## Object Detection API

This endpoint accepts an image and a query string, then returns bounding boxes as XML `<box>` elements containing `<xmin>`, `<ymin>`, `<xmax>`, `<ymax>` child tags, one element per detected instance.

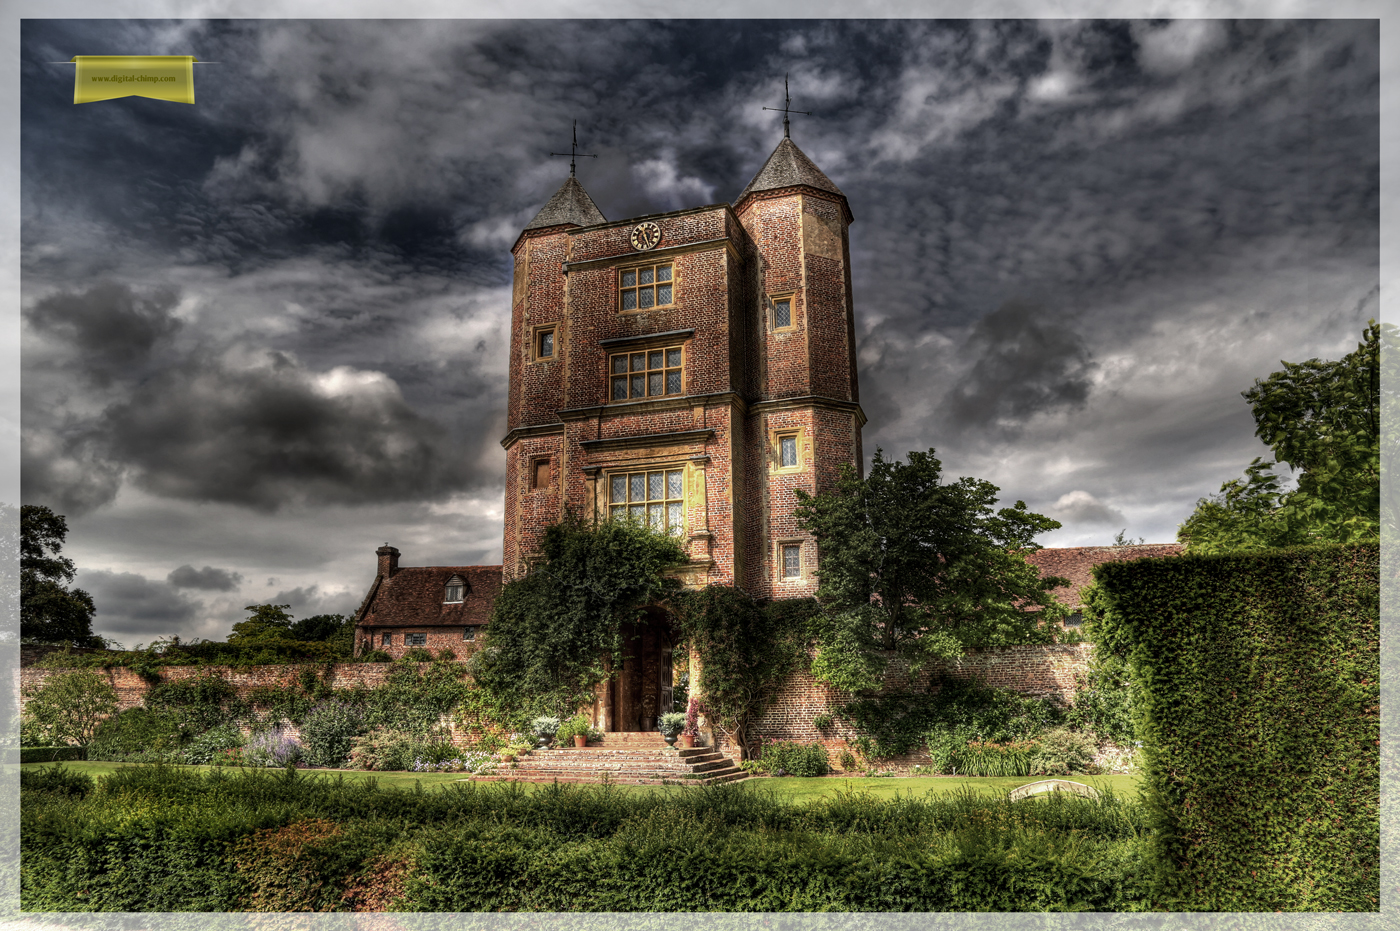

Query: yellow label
<box><xmin>72</xmin><ymin>56</ymin><xmax>197</xmax><ymax>105</ymax></box>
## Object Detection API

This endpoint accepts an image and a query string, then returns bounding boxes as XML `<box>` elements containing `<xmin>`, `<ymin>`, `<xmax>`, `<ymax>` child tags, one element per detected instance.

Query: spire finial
<box><xmin>550</xmin><ymin>120</ymin><xmax>597</xmax><ymax>177</ymax></box>
<box><xmin>762</xmin><ymin>74</ymin><xmax>811</xmax><ymax>139</ymax></box>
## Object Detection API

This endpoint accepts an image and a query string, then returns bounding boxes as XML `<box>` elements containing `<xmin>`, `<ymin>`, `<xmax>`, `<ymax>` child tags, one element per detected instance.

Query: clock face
<box><xmin>630</xmin><ymin>221</ymin><xmax>662</xmax><ymax>251</ymax></box>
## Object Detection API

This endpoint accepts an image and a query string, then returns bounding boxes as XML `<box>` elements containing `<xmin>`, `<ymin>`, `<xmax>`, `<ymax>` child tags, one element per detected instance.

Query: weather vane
<box><xmin>762</xmin><ymin>74</ymin><xmax>811</xmax><ymax>139</ymax></box>
<box><xmin>550</xmin><ymin>120</ymin><xmax>597</xmax><ymax>177</ymax></box>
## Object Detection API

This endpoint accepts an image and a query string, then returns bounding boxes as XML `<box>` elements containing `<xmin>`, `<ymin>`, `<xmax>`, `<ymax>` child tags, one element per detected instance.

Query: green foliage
<box><xmin>794</xmin><ymin>449</ymin><xmax>1067</xmax><ymax>687</ymax></box>
<box><xmin>530</xmin><ymin>716</ymin><xmax>562</xmax><ymax>739</ymax></box>
<box><xmin>21</xmin><ymin>769</ymin><xmax>1155</xmax><ymax>912</ymax></box>
<box><xmin>1180</xmin><ymin>321</ymin><xmax>1380</xmax><ymax>553</ymax></box>
<box><xmin>20</xmin><ymin>504</ymin><xmax>101</xmax><ymax>647</ymax></box>
<box><xmin>362</xmin><ymin>658</ymin><xmax>471</xmax><ymax>736</ymax></box>
<box><xmin>299</xmin><ymin>701</ymin><xmax>366</xmax><ymax>768</ymax></box>
<box><xmin>180</xmin><ymin>724</ymin><xmax>245</xmax><ymax>765</ymax></box>
<box><xmin>228</xmin><ymin>603</ymin><xmax>294</xmax><ymax>644</ymax></box>
<box><xmin>960</xmin><ymin>740</ymin><xmax>1038</xmax><ymax>777</ymax></box>
<box><xmin>347</xmin><ymin>728</ymin><xmax>420</xmax><ymax>772</ymax></box>
<box><xmin>358</xmin><ymin>649</ymin><xmax>392</xmax><ymax>663</ymax></box>
<box><xmin>656</xmin><ymin>711</ymin><xmax>685</xmax><ymax>737</ymax></box>
<box><xmin>19</xmin><ymin>746</ymin><xmax>87</xmax><ymax>764</ymax></box>
<box><xmin>669</xmin><ymin>587</ymin><xmax>811</xmax><ymax>758</ymax></box>
<box><xmin>474</xmin><ymin>514</ymin><xmax>687</xmax><ymax>719</ymax></box>
<box><xmin>811</xmin><ymin>713</ymin><xmax>833</xmax><ymax>731</ymax></box>
<box><xmin>20</xmin><ymin>764</ymin><xmax>93</xmax><ymax>798</ymax></box>
<box><xmin>146</xmin><ymin>673</ymin><xmax>247</xmax><ymax>731</ymax></box>
<box><xmin>752</xmin><ymin>739</ymin><xmax>831</xmax><ymax>776</ymax></box>
<box><xmin>22</xmin><ymin>669</ymin><xmax>117</xmax><ymax>745</ymax></box>
<box><xmin>1064</xmin><ymin>584</ymin><xmax>1138</xmax><ymax>745</ymax></box>
<box><xmin>845</xmin><ymin>676</ymin><xmax>1063</xmax><ymax>760</ymax></box>
<box><xmin>1094</xmin><ymin>543</ymin><xmax>1379</xmax><ymax>911</ymax></box>
<box><xmin>553</xmin><ymin>714</ymin><xmax>601</xmax><ymax>744</ymax></box>
<box><xmin>1031</xmin><ymin>728</ymin><xmax>1097</xmax><ymax>776</ymax></box>
<box><xmin>87</xmin><ymin>707</ymin><xmax>186</xmax><ymax>763</ymax></box>
<box><xmin>402</xmin><ymin>647</ymin><xmax>435</xmax><ymax>662</ymax></box>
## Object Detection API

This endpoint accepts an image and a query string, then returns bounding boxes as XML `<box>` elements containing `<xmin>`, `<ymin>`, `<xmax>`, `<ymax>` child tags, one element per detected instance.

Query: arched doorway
<box><xmin>599</xmin><ymin>608</ymin><xmax>674</xmax><ymax>732</ymax></box>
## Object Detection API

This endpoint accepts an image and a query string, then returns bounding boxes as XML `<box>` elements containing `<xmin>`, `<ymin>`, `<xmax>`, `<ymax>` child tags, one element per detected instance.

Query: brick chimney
<box><xmin>376</xmin><ymin>544</ymin><xmax>400</xmax><ymax>578</ymax></box>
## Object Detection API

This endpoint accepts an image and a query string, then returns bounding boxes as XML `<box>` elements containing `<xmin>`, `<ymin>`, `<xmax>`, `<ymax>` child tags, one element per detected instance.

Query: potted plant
<box><xmin>555</xmin><ymin>714</ymin><xmax>592</xmax><ymax>748</ymax></box>
<box><xmin>657</xmin><ymin>711</ymin><xmax>685</xmax><ymax>748</ymax></box>
<box><xmin>530</xmin><ymin>715</ymin><xmax>561</xmax><ymax>749</ymax></box>
<box><xmin>681</xmin><ymin>698</ymin><xmax>700</xmax><ymax>748</ymax></box>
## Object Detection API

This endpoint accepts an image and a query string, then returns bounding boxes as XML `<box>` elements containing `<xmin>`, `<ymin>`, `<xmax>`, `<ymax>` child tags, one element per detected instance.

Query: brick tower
<box><xmin>501</xmin><ymin>134</ymin><xmax>863</xmax><ymax>597</ymax></box>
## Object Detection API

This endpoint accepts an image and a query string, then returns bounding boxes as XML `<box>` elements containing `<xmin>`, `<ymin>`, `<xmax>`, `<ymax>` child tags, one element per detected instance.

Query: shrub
<box><xmin>838</xmin><ymin>749</ymin><xmax>858</xmax><ymax>771</ymax></box>
<box><xmin>19</xmin><ymin>746</ymin><xmax>86</xmax><ymax>763</ymax></box>
<box><xmin>20</xmin><ymin>764</ymin><xmax>93</xmax><ymax>798</ymax></box>
<box><xmin>86</xmin><ymin>707</ymin><xmax>185</xmax><ymax>762</ymax></box>
<box><xmin>811</xmin><ymin>713</ymin><xmax>834</xmax><ymax>731</ymax></box>
<box><xmin>960</xmin><ymin>740</ymin><xmax>1039</xmax><ymax>777</ymax></box>
<box><xmin>530</xmin><ymin>716</ymin><xmax>561</xmax><ymax>740</ymax></box>
<box><xmin>436</xmin><ymin>648</ymin><xmax>457</xmax><ymax>661</ymax></box>
<box><xmin>21</xmin><ymin>670</ymin><xmax>118</xmax><ymax>746</ymax></box>
<box><xmin>348</xmin><ymin>728</ymin><xmax>417</xmax><ymax>771</ymax></box>
<box><xmin>925</xmin><ymin>725</ymin><xmax>975</xmax><ymax>775</ymax></box>
<box><xmin>402</xmin><ymin>648</ymin><xmax>435</xmax><ymax>663</ymax></box>
<box><xmin>145</xmin><ymin>673</ymin><xmax>245</xmax><ymax>731</ymax></box>
<box><xmin>682</xmin><ymin>698</ymin><xmax>700</xmax><ymax>737</ymax></box>
<box><xmin>554</xmin><ymin>714</ymin><xmax>597</xmax><ymax>744</ymax></box>
<box><xmin>657</xmin><ymin>711</ymin><xmax>685</xmax><ymax>737</ymax></box>
<box><xmin>1032</xmin><ymin>727</ymin><xmax>1096</xmax><ymax>776</ymax></box>
<box><xmin>358</xmin><ymin>649</ymin><xmax>392</xmax><ymax>663</ymax></box>
<box><xmin>755</xmin><ymin>740</ymin><xmax>830</xmax><ymax>777</ymax></box>
<box><xmin>242</xmin><ymin>730</ymin><xmax>304</xmax><ymax>768</ymax></box>
<box><xmin>180</xmin><ymin>724</ymin><xmax>246</xmax><ymax>765</ymax></box>
<box><xmin>300</xmin><ymin>701</ymin><xmax>366</xmax><ymax>768</ymax></box>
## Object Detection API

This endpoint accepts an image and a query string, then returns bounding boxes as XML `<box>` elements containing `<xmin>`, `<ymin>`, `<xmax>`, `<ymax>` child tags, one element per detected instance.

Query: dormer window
<box><xmin>444</xmin><ymin>575</ymin><xmax>465</xmax><ymax>603</ymax></box>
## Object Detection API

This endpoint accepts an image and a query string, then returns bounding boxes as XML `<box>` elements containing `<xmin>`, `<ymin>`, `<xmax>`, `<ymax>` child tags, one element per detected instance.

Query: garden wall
<box><xmin>718</xmin><ymin>643</ymin><xmax>1092</xmax><ymax>766</ymax></box>
<box><xmin>22</xmin><ymin>642</ymin><xmax>1092</xmax><ymax>763</ymax></box>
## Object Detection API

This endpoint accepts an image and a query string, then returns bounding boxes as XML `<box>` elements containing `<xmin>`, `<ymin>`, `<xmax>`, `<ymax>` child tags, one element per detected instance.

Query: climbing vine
<box><xmin>471</xmin><ymin>514</ymin><xmax>687</xmax><ymax>720</ymax></box>
<box><xmin>669</xmin><ymin>587</ymin><xmax>815</xmax><ymax>759</ymax></box>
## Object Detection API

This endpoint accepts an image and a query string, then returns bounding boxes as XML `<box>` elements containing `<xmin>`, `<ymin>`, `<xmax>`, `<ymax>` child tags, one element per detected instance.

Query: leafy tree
<box><xmin>227</xmin><ymin>604</ymin><xmax>294</xmax><ymax>644</ymax></box>
<box><xmin>793</xmin><ymin>448</ymin><xmax>1068</xmax><ymax>691</ymax></box>
<box><xmin>20</xmin><ymin>504</ymin><xmax>100</xmax><ymax>647</ymax></box>
<box><xmin>22</xmin><ymin>670</ymin><xmax>117</xmax><ymax>745</ymax></box>
<box><xmin>1179</xmin><ymin>321</ymin><xmax>1380</xmax><ymax>553</ymax></box>
<box><xmin>472</xmin><ymin>513</ymin><xmax>687</xmax><ymax>720</ymax></box>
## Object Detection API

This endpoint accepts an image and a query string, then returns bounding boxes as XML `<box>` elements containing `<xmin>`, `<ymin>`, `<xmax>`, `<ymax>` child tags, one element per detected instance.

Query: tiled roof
<box><xmin>359</xmin><ymin>565</ymin><xmax>503</xmax><ymax>628</ymax></box>
<box><xmin>523</xmin><ymin>176</ymin><xmax>607</xmax><ymax>231</ymax></box>
<box><xmin>1026</xmin><ymin>545</ymin><xmax>1184</xmax><ymax>610</ymax></box>
<box><xmin>735</xmin><ymin>136</ymin><xmax>845</xmax><ymax>204</ymax></box>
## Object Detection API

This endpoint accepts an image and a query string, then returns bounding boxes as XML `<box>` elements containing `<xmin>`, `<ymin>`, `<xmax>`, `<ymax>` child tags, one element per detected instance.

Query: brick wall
<box><xmin>711</xmin><ymin>643</ymin><xmax>1094</xmax><ymax>767</ymax></box>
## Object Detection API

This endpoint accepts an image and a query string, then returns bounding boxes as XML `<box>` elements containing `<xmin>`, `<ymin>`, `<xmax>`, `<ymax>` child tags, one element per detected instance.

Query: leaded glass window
<box><xmin>621</xmin><ymin>262</ymin><xmax>674</xmax><ymax>311</ymax></box>
<box><xmin>782</xmin><ymin>544</ymin><xmax>801</xmax><ymax>579</ymax></box>
<box><xmin>609</xmin><ymin>468</ymin><xmax>685</xmax><ymax>534</ymax></box>
<box><xmin>773</xmin><ymin>298</ymin><xmax>792</xmax><ymax>329</ymax></box>
<box><xmin>609</xmin><ymin>346</ymin><xmax>683</xmax><ymax>400</ymax></box>
<box><xmin>779</xmin><ymin>435</ymin><xmax>798</xmax><ymax>468</ymax></box>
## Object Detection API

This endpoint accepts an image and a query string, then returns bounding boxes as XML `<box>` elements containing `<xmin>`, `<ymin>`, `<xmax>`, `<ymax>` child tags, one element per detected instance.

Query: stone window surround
<box><xmin>608</xmin><ymin>345</ymin><xmax>685</xmax><ymax>402</ymax></box>
<box><xmin>769</xmin><ymin>424</ymin><xmax>808</xmax><ymax>473</ymax></box>
<box><xmin>531</xmin><ymin>324</ymin><xmax>557</xmax><ymax>362</ymax></box>
<box><xmin>776</xmin><ymin>538</ymin><xmax>805</xmax><ymax>581</ymax></box>
<box><xmin>768</xmin><ymin>290</ymin><xmax>798</xmax><ymax>332</ymax></box>
<box><xmin>618</xmin><ymin>260</ymin><xmax>676</xmax><ymax>313</ymax></box>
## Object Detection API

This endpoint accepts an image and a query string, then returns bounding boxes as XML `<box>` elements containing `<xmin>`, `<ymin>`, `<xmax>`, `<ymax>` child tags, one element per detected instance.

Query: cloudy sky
<box><xmin>15</xmin><ymin>13</ymin><xmax>1381</xmax><ymax>647</ymax></box>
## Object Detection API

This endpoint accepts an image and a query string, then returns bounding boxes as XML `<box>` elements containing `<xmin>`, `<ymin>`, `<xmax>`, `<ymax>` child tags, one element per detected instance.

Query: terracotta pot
<box><xmin>574</xmin><ymin>735</ymin><xmax>587</xmax><ymax>748</ymax></box>
<box><xmin>681</xmin><ymin>734</ymin><xmax>696</xmax><ymax>748</ymax></box>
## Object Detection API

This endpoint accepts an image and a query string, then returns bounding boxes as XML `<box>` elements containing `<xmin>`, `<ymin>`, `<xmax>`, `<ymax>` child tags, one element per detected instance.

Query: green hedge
<box><xmin>1093</xmin><ymin>543</ymin><xmax>1378</xmax><ymax>911</ymax></box>
<box><xmin>20</xmin><ymin>747</ymin><xmax>85</xmax><ymax>764</ymax></box>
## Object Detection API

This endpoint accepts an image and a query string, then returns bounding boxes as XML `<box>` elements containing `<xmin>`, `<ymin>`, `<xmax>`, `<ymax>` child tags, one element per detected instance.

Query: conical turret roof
<box><xmin>523</xmin><ymin>175</ymin><xmax>607</xmax><ymax>231</ymax></box>
<box><xmin>735</xmin><ymin>136</ymin><xmax>845</xmax><ymax>205</ymax></box>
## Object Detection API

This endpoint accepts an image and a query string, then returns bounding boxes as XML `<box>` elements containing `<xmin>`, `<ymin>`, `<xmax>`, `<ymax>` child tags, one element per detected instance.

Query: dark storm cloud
<box><xmin>167</xmin><ymin>564</ymin><xmax>244</xmax><ymax>592</ymax></box>
<box><xmin>76</xmin><ymin>569</ymin><xmax>202</xmax><ymax>637</ymax></box>
<box><xmin>92</xmin><ymin>350</ymin><xmax>479</xmax><ymax>511</ymax></box>
<box><xmin>266</xmin><ymin>584</ymin><xmax>362</xmax><ymax>620</ymax></box>
<box><xmin>945</xmin><ymin>301</ymin><xmax>1097</xmax><ymax>432</ymax></box>
<box><xmin>1044</xmin><ymin>490</ymin><xmax>1126</xmax><ymax>527</ymax></box>
<box><xmin>23</xmin><ymin>282</ymin><xmax>181</xmax><ymax>377</ymax></box>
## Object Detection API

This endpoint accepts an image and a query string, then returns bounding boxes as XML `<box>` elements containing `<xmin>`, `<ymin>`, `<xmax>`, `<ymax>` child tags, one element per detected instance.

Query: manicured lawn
<box><xmin>22</xmin><ymin>761</ymin><xmax>1142</xmax><ymax>800</ymax></box>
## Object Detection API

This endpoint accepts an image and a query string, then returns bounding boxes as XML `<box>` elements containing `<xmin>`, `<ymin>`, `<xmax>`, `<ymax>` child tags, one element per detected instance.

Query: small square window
<box><xmin>406</xmin><ymin>632</ymin><xmax>427</xmax><ymax>647</ymax></box>
<box><xmin>773</xmin><ymin>298</ymin><xmax>792</xmax><ymax>329</ymax></box>
<box><xmin>463</xmin><ymin>626</ymin><xmax>478</xmax><ymax>641</ymax></box>
<box><xmin>608</xmin><ymin>345</ymin><xmax>683</xmax><ymax>401</ymax></box>
<box><xmin>620</xmin><ymin>262</ymin><xmax>674</xmax><ymax>311</ymax></box>
<box><xmin>779</xmin><ymin>435</ymin><xmax>798</xmax><ymax>468</ymax></box>
<box><xmin>536</xmin><ymin>328</ymin><xmax>555</xmax><ymax>359</ymax></box>
<box><xmin>781</xmin><ymin>544</ymin><xmax>801</xmax><ymax>579</ymax></box>
<box><xmin>381</xmin><ymin>632</ymin><xmax>392</xmax><ymax>647</ymax></box>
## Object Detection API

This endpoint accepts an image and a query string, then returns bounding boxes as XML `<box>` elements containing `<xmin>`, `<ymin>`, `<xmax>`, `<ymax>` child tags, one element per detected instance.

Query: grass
<box><xmin>22</xmin><ymin>760</ymin><xmax>1142</xmax><ymax>800</ymax></box>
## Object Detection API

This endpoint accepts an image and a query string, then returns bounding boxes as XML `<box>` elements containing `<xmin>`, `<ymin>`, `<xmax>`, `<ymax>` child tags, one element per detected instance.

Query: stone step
<box><xmin>525</xmin><ymin>750</ymin><xmax>724</xmax><ymax>763</ymax></box>
<box><xmin>467</xmin><ymin>770</ymin><xmax>748</xmax><ymax>787</ymax></box>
